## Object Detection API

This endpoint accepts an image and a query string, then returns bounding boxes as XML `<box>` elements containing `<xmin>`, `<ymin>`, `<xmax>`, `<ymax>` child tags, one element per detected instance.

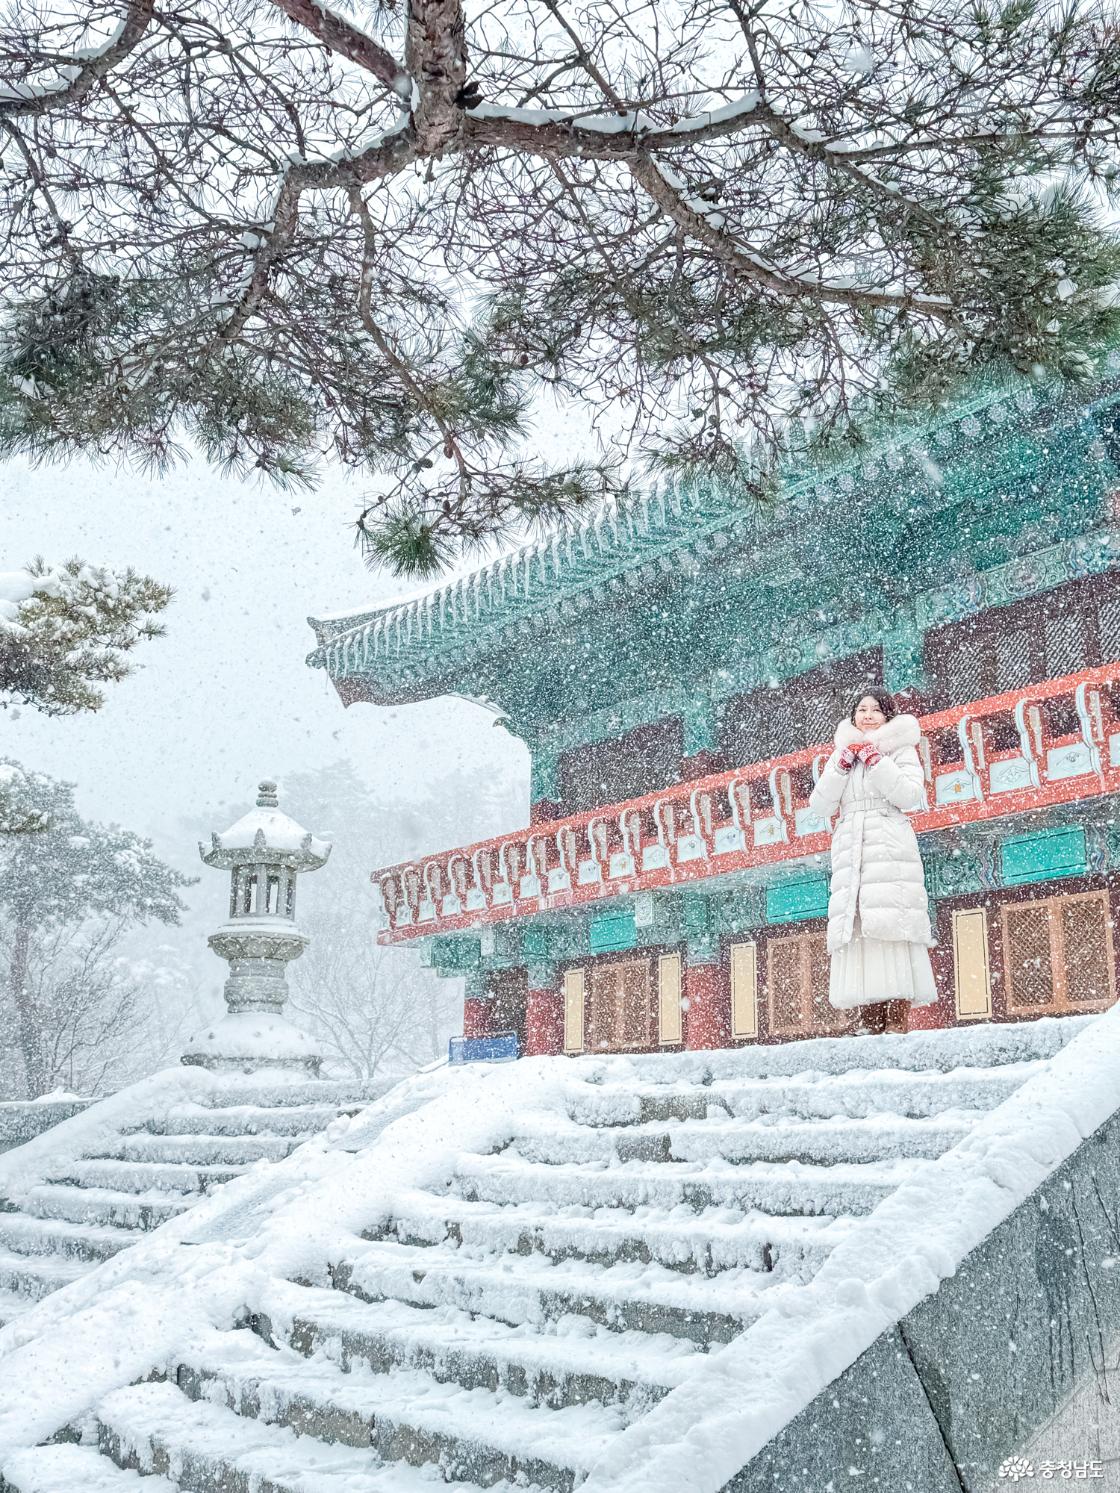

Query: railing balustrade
<box><xmin>374</xmin><ymin>664</ymin><xmax>1120</xmax><ymax>943</ymax></box>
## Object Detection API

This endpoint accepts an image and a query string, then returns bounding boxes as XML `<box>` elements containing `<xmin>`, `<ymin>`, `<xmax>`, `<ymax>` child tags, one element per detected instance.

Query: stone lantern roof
<box><xmin>200</xmin><ymin>780</ymin><xmax>331</xmax><ymax>872</ymax></box>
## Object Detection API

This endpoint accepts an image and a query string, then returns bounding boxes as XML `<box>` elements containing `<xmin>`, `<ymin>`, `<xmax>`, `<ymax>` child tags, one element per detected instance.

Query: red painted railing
<box><xmin>373</xmin><ymin>664</ymin><xmax>1120</xmax><ymax>944</ymax></box>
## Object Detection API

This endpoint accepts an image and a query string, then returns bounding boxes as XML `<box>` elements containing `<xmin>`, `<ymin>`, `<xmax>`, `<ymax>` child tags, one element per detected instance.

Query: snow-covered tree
<box><xmin>0</xmin><ymin>558</ymin><xmax>171</xmax><ymax>715</ymax></box>
<box><xmin>2</xmin><ymin>2</ymin><xmax>1119</xmax><ymax>574</ymax></box>
<box><xmin>278</xmin><ymin>762</ymin><xmax>471</xmax><ymax>1079</ymax></box>
<box><xmin>0</xmin><ymin>917</ymin><xmax>148</xmax><ymax>1099</ymax></box>
<box><xmin>0</xmin><ymin>760</ymin><xmax>192</xmax><ymax>1096</ymax></box>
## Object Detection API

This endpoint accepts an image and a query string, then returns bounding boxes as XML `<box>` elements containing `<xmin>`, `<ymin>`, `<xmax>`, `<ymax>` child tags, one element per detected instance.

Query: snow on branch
<box><xmin>0</xmin><ymin>559</ymin><xmax>171</xmax><ymax>716</ymax></box>
<box><xmin>0</xmin><ymin>2</ymin><xmax>154</xmax><ymax>118</ymax></box>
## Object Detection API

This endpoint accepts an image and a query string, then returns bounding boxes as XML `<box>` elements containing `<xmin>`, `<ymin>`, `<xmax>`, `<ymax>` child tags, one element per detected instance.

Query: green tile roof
<box><xmin>306</xmin><ymin>354</ymin><xmax>1120</xmax><ymax>705</ymax></box>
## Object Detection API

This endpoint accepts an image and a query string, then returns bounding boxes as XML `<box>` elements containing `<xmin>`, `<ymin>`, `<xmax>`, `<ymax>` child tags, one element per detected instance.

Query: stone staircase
<box><xmin>0</xmin><ymin>1079</ymin><xmax>381</xmax><ymax>1330</ymax></box>
<box><xmin>0</xmin><ymin>1016</ymin><xmax>1090</xmax><ymax>1493</ymax></box>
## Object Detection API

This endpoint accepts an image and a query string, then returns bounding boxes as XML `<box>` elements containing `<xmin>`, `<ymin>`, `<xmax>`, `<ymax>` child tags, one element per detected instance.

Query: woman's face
<box><xmin>854</xmin><ymin>696</ymin><xmax>887</xmax><ymax>732</ymax></box>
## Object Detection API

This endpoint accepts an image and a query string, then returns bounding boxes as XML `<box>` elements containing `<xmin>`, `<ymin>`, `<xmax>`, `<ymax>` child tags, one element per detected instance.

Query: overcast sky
<box><xmin>1</xmin><ymin>449</ymin><xmax>529</xmax><ymax>871</ymax></box>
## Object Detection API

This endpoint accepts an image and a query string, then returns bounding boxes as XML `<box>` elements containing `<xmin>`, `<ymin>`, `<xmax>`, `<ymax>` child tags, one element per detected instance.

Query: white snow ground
<box><xmin>0</xmin><ymin>1012</ymin><xmax>1115</xmax><ymax>1491</ymax></box>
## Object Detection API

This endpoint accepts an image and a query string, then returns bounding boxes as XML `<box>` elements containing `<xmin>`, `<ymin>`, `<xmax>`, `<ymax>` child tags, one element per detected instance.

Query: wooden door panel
<box><xmin>588</xmin><ymin>958</ymin><xmax>653</xmax><ymax>1051</ymax></box>
<box><xmin>1001</xmin><ymin>891</ymin><xmax>1115</xmax><ymax>1016</ymax></box>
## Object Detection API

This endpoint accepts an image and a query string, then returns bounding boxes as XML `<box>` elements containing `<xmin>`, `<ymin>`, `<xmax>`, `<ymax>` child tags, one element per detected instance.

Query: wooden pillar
<box><xmin>563</xmin><ymin>968</ymin><xmax>586</xmax><ymax>1054</ymax></box>
<box><xmin>908</xmin><ymin>905</ymin><xmax>969</xmax><ymax>1031</ymax></box>
<box><xmin>463</xmin><ymin>996</ymin><xmax>493</xmax><ymax>1039</ymax></box>
<box><xmin>684</xmin><ymin>958</ymin><xmax>731</xmax><ymax>1050</ymax></box>
<box><xmin>524</xmin><ymin>964</ymin><xmax>563</xmax><ymax>1056</ymax></box>
<box><xmin>462</xmin><ymin>973</ymin><xmax>493</xmax><ymax>1039</ymax></box>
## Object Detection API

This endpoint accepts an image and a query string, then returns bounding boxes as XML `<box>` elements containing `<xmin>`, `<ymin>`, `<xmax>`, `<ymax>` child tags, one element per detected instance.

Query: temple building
<box><xmin>307</xmin><ymin>355</ymin><xmax>1120</xmax><ymax>1059</ymax></box>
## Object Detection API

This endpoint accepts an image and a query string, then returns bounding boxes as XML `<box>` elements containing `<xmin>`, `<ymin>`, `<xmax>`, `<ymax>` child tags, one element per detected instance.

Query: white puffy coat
<box><xmin>807</xmin><ymin>713</ymin><xmax>933</xmax><ymax>955</ymax></box>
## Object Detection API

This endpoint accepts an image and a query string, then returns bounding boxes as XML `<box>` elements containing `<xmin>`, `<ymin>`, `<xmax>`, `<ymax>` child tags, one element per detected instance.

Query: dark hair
<box><xmin>849</xmin><ymin>687</ymin><xmax>897</xmax><ymax>725</ymax></box>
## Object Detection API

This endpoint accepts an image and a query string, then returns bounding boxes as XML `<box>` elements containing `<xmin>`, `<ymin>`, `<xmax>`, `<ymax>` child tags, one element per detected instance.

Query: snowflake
<box><xmin>997</xmin><ymin>1455</ymin><xmax>1035</xmax><ymax>1481</ymax></box>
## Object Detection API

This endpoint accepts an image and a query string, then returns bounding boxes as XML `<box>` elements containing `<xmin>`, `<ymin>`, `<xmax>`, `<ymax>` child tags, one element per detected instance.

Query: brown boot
<box><xmin>883</xmin><ymin>999</ymin><xmax>910</xmax><ymax>1035</ymax></box>
<box><xmin>856</xmin><ymin>1002</ymin><xmax>887</xmax><ymax>1036</ymax></box>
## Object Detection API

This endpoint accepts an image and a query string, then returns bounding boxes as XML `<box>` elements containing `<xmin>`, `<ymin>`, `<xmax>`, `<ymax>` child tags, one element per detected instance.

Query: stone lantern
<box><xmin>182</xmin><ymin>780</ymin><xmax>331</xmax><ymax>1075</ymax></box>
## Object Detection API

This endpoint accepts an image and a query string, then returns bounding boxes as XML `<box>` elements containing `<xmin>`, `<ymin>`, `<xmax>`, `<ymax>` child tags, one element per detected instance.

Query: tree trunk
<box><xmin>8</xmin><ymin>923</ymin><xmax>49</xmax><ymax>1098</ymax></box>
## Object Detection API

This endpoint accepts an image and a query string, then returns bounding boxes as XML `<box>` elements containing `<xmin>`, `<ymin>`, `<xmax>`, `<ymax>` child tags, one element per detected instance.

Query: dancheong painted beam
<box><xmin>373</xmin><ymin>662</ymin><xmax>1120</xmax><ymax>943</ymax></box>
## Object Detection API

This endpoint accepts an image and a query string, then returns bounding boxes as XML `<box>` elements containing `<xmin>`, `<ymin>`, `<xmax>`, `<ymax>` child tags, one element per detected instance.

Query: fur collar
<box><xmin>834</xmin><ymin>712</ymin><xmax>920</xmax><ymax>752</ymax></box>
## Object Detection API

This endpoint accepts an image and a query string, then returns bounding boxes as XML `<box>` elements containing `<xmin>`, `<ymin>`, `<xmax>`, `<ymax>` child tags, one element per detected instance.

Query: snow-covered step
<box><xmin>0</xmin><ymin>1209</ymin><xmax>135</xmax><ymax>1264</ymax></box>
<box><xmin>570</xmin><ymin>1063</ymin><xmax>1042</xmax><ymax>1127</ymax></box>
<box><xmin>452</xmin><ymin>1150</ymin><xmax>924</xmax><ymax>1218</ymax></box>
<box><xmin>373</xmin><ymin>1188</ymin><xmax>853</xmax><ymax>1277</ymax></box>
<box><xmin>19</xmin><ymin>1183</ymin><xmax>190</xmax><ymax>1231</ymax></box>
<box><xmin>0</xmin><ymin>1245</ymin><xmax>85</xmax><ymax>1302</ymax></box>
<box><xmin>255</xmin><ymin>1277</ymin><xmax>701</xmax><ymax>1409</ymax></box>
<box><xmin>140</xmin><ymin>1102</ymin><xmax>355</xmax><ymax>1137</ymax></box>
<box><xmin>508</xmin><ymin>1111</ymin><xmax>979</xmax><ymax>1168</ymax></box>
<box><xmin>0</xmin><ymin>1286</ymin><xmax>36</xmax><ymax>1327</ymax></box>
<box><xmin>95</xmin><ymin>1378</ymin><xmax>544</xmax><ymax>1492</ymax></box>
<box><xmin>92</xmin><ymin>1131</ymin><xmax>300</xmax><ymax>1166</ymax></box>
<box><xmin>0</xmin><ymin>1442</ymin><xmax>180</xmax><ymax>1492</ymax></box>
<box><xmin>330</xmin><ymin>1236</ymin><xmax>773</xmax><ymax>1343</ymax></box>
<box><xmin>173</xmin><ymin>1326</ymin><xmax>624</xmax><ymax>1489</ymax></box>
<box><xmin>190</xmin><ymin>1080</ymin><xmax>381</xmax><ymax>1110</ymax></box>
<box><xmin>48</xmin><ymin>1158</ymin><xmax>244</xmax><ymax>1196</ymax></box>
<box><xmin>580</xmin><ymin>1017</ymin><xmax>1085</xmax><ymax>1087</ymax></box>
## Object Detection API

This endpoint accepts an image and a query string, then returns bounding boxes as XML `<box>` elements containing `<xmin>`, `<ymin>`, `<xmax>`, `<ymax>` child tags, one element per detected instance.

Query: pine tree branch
<box><xmin>268</xmin><ymin>0</ymin><xmax>410</xmax><ymax>98</ymax></box>
<box><xmin>835</xmin><ymin>122</ymin><xmax>1119</xmax><ymax>164</ymax></box>
<box><xmin>0</xmin><ymin>0</ymin><xmax>154</xmax><ymax>118</ymax></box>
<box><xmin>535</xmin><ymin>2</ymin><xmax>954</xmax><ymax>318</ymax></box>
<box><xmin>631</xmin><ymin>151</ymin><xmax>954</xmax><ymax>318</ymax></box>
<box><xmin>751</xmin><ymin>101</ymin><xmax>943</xmax><ymax>232</ymax></box>
<box><xmin>216</xmin><ymin>124</ymin><xmax>418</xmax><ymax>344</ymax></box>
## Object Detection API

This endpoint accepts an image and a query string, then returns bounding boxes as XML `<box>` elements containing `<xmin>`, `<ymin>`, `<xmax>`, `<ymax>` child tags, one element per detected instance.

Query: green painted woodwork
<box><xmin>680</xmin><ymin>890</ymin><xmax>712</xmax><ymax>940</ymax></box>
<box><xmin>681</xmin><ymin>698</ymin><xmax>719</xmax><ymax>755</ymax></box>
<box><xmin>426</xmin><ymin>936</ymin><xmax>481</xmax><ymax>970</ymax></box>
<box><xmin>766</xmin><ymin>876</ymin><xmax>830</xmax><ymax>924</ymax></box>
<box><xmin>589</xmin><ymin>909</ymin><xmax>638</xmax><ymax>954</ymax></box>
<box><xmin>521</xmin><ymin>925</ymin><xmax>552</xmax><ymax>959</ymax></box>
<box><xmin>423</xmin><ymin>804</ymin><xmax>1120</xmax><ymax>983</ymax></box>
<box><xmin>529</xmin><ymin>748</ymin><xmax>559</xmax><ymax>802</ymax></box>
<box><xmin>1001</xmin><ymin>826</ymin><xmax>1088</xmax><ymax>887</ymax></box>
<box><xmin>710</xmin><ymin>886</ymin><xmax>767</xmax><ymax>935</ymax></box>
<box><xmin>883</xmin><ymin>628</ymin><xmax>927</xmax><ymax>693</ymax></box>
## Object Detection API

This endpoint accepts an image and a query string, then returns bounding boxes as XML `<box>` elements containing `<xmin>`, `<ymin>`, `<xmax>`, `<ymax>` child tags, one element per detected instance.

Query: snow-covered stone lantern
<box><xmin>182</xmin><ymin>780</ymin><xmax>331</xmax><ymax>1075</ymax></box>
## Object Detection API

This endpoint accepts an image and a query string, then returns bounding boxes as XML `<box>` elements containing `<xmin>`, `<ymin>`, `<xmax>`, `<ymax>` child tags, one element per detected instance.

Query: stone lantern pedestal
<box><xmin>182</xmin><ymin>780</ymin><xmax>331</xmax><ymax>1075</ymax></box>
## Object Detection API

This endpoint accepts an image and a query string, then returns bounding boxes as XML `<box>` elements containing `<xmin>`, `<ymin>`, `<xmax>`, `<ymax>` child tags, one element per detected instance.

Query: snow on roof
<box><xmin>306</xmin><ymin>353</ymin><xmax>1120</xmax><ymax>697</ymax></box>
<box><xmin>202</xmin><ymin>782</ymin><xmax>330</xmax><ymax>867</ymax></box>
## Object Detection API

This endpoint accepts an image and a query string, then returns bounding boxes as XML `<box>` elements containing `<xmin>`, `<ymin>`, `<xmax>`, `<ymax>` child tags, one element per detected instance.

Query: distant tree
<box><xmin>0</xmin><ymin>917</ymin><xmax>147</xmax><ymax>1098</ymax></box>
<box><xmin>0</xmin><ymin>558</ymin><xmax>171</xmax><ymax>715</ymax></box>
<box><xmin>280</xmin><ymin>762</ymin><xmax>502</xmax><ymax>1078</ymax></box>
<box><xmin>288</xmin><ymin>909</ymin><xmax>455</xmax><ymax>1079</ymax></box>
<box><xmin>2</xmin><ymin>2</ymin><xmax>1119</xmax><ymax>574</ymax></box>
<box><xmin>0</xmin><ymin>760</ymin><xmax>192</xmax><ymax>1096</ymax></box>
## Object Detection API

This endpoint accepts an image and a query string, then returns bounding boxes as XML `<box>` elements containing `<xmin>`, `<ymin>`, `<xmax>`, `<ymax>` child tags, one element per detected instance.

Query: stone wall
<box><xmin>724</xmin><ymin>1105</ymin><xmax>1120</xmax><ymax>1492</ymax></box>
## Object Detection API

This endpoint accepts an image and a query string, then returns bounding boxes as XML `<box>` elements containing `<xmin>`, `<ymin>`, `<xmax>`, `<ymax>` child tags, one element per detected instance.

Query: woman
<box><xmin>807</xmin><ymin>688</ymin><xmax>937</xmax><ymax>1034</ymax></box>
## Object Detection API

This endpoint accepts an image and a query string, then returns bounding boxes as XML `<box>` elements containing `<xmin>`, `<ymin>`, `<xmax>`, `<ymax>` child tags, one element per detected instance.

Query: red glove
<box><xmin>859</xmin><ymin>743</ymin><xmax>883</xmax><ymax>768</ymax></box>
<box><xmin>838</xmin><ymin>746</ymin><xmax>857</xmax><ymax>773</ymax></box>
